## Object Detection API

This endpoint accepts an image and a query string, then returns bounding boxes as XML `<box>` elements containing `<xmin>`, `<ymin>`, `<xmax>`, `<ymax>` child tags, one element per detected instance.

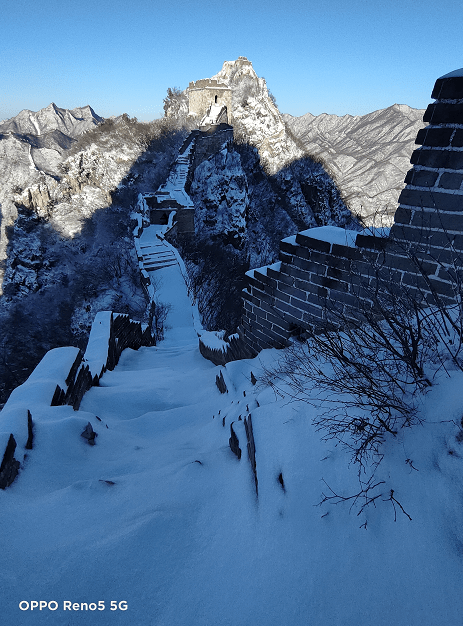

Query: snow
<box><xmin>82</xmin><ymin>310</ymin><xmax>112</xmax><ymax>379</ymax></box>
<box><xmin>0</xmin><ymin>346</ymin><xmax>80</xmax><ymax>448</ymax></box>
<box><xmin>298</xmin><ymin>225</ymin><xmax>360</xmax><ymax>248</ymax></box>
<box><xmin>198</xmin><ymin>329</ymin><xmax>228</xmax><ymax>352</ymax></box>
<box><xmin>1</xmin><ymin>228</ymin><xmax>463</xmax><ymax>625</ymax></box>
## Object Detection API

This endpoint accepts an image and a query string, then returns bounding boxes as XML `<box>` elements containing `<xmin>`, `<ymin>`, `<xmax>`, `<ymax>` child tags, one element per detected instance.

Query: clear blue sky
<box><xmin>1</xmin><ymin>0</ymin><xmax>462</xmax><ymax>121</ymax></box>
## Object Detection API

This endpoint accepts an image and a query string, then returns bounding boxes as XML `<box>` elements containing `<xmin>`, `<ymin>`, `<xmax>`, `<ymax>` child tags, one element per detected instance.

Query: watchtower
<box><xmin>187</xmin><ymin>78</ymin><xmax>233</xmax><ymax>126</ymax></box>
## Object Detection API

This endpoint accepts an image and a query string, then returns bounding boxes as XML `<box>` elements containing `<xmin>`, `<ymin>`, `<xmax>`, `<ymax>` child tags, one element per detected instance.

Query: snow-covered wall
<box><xmin>0</xmin><ymin>311</ymin><xmax>154</xmax><ymax>488</ymax></box>
<box><xmin>242</xmin><ymin>70</ymin><xmax>463</xmax><ymax>353</ymax></box>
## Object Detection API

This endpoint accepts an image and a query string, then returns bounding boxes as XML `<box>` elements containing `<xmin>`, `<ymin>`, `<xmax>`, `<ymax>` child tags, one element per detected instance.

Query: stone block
<box><xmin>266</xmin><ymin>311</ymin><xmax>292</xmax><ymax>331</ymax></box>
<box><xmin>280</xmin><ymin>240</ymin><xmax>298</xmax><ymax>255</ymax></box>
<box><xmin>279</xmin><ymin>252</ymin><xmax>292</xmax><ymax>264</ymax></box>
<box><xmin>311</xmin><ymin>273</ymin><xmax>349</xmax><ymax>293</ymax></box>
<box><xmin>431</xmin><ymin>76</ymin><xmax>463</xmax><ymax>100</ymax></box>
<box><xmin>452</xmin><ymin>129</ymin><xmax>463</xmax><ymax>148</ymax></box>
<box><xmin>391</xmin><ymin>206</ymin><xmax>413</xmax><ymax>224</ymax></box>
<box><xmin>399</xmin><ymin>188</ymin><xmax>463</xmax><ymax>212</ymax></box>
<box><xmin>278</xmin><ymin>282</ymin><xmax>308</xmax><ymax>302</ymax></box>
<box><xmin>439</xmin><ymin>172</ymin><xmax>463</xmax><ymax>190</ymax></box>
<box><xmin>355</xmin><ymin>233</ymin><xmax>390</xmax><ymax>250</ymax></box>
<box><xmin>415</xmin><ymin>127</ymin><xmax>453</xmax><ymax>147</ymax></box>
<box><xmin>424</xmin><ymin>103</ymin><xmax>463</xmax><ymax>125</ymax></box>
<box><xmin>295</xmin><ymin>232</ymin><xmax>331</xmax><ymax>253</ymax></box>
<box><xmin>405</xmin><ymin>170</ymin><xmax>439</xmax><ymax>187</ymax></box>
<box><xmin>273</xmin><ymin>298</ymin><xmax>305</xmax><ymax>323</ymax></box>
<box><xmin>411</xmin><ymin>209</ymin><xmax>463</xmax><ymax>232</ymax></box>
<box><xmin>331</xmin><ymin>243</ymin><xmax>360</xmax><ymax>260</ymax></box>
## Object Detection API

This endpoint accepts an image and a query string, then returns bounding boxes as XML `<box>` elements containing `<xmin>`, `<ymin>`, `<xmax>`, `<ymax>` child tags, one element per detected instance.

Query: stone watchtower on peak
<box><xmin>187</xmin><ymin>78</ymin><xmax>233</xmax><ymax>128</ymax></box>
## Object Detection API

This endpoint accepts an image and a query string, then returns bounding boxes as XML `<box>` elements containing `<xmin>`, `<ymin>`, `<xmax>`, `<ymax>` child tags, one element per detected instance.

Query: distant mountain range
<box><xmin>0</xmin><ymin>102</ymin><xmax>102</xmax><ymax>142</ymax></box>
<box><xmin>284</xmin><ymin>104</ymin><xmax>426</xmax><ymax>225</ymax></box>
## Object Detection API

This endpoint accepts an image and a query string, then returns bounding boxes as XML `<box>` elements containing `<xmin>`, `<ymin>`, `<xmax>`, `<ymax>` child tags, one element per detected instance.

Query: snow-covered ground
<box><xmin>1</xmin><ymin>237</ymin><xmax>463</xmax><ymax>625</ymax></box>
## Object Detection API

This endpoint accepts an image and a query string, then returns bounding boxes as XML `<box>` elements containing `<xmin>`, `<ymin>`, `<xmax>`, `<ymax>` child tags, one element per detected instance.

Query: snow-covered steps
<box><xmin>137</xmin><ymin>233</ymin><xmax>179</xmax><ymax>272</ymax></box>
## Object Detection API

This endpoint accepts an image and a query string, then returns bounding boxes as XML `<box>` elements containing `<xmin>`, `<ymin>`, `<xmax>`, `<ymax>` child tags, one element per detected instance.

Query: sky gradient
<box><xmin>1</xmin><ymin>0</ymin><xmax>462</xmax><ymax>122</ymax></box>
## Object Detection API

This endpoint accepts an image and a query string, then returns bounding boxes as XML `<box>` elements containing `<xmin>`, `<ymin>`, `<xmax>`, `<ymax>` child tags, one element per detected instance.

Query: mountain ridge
<box><xmin>283</xmin><ymin>103</ymin><xmax>426</xmax><ymax>225</ymax></box>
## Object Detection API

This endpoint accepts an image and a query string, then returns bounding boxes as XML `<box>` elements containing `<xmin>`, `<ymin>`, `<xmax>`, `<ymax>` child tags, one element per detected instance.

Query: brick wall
<box><xmin>241</xmin><ymin>69</ymin><xmax>463</xmax><ymax>354</ymax></box>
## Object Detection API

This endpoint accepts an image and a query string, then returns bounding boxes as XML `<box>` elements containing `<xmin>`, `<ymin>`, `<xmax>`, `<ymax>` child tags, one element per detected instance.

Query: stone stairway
<box><xmin>138</xmin><ymin>236</ymin><xmax>177</xmax><ymax>271</ymax></box>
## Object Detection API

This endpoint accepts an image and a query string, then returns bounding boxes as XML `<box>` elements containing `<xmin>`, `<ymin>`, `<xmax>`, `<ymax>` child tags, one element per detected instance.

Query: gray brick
<box><xmin>452</xmin><ymin>129</ymin><xmax>463</xmax><ymax>148</ymax></box>
<box><xmin>415</xmin><ymin>127</ymin><xmax>453</xmax><ymax>147</ymax></box>
<box><xmin>279</xmin><ymin>252</ymin><xmax>292</xmax><ymax>264</ymax></box>
<box><xmin>410</xmin><ymin>149</ymin><xmax>463</xmax><ymax>170</ymax></box>
<box><xmin>302</xmin><ymin>308</ymin><xmax>324</xmax><ymax>324</ymax></box>
<box><xmin>331</xmin><ymin>243</ymin><xmax>360</xmax><ymax>260</ymax></box>
<box><xmin>290</xmin><ymin>243</ymin><xmax>313</xmax><ymax>261</ymax></box>
<box><xmin>411</xmin><ymin>209</ymin><xmax>463</xmax><ymax>232</ymax></box>
<box><xmin>278</xmin><ymin>282</ymin><xmax>308</xmax><ymax>302</ymax></box>
<box><xmin>326</xmin><ymin>266</ymin><xmax>350</xmax><ymax>281</ymax></box>
<box><xmin>328</xmin><ymin>290</ymin><xmax>361</xmax><ymax>309</ymax></box>
<box><xmin>295</xmin><ymin>232</ymin><xmax>331</xmax><ymax>253</ymax></box>
<box><xmin>311</xmin><ymin>274</ymin><xmax>349</xmax><ymax>292</ymax></box>
<box><xmin>423</xmin><ymin>103</ymin><xmax>463</xmax><ymax>124</ymax></box>
<box><xmin>431</xmin><ymin>76</ymin><xmax>463</xmax><ymax>100</ymax></box>
<box><xmin>439</xmin><ymin>172</ymin><xmax>463</xmax><ymax>190</ymax></box>
<box><xmin>267</xmin><ymin>267</ymin><xmax>282</xmax><ymax>281</ymax></box>
<box><xmin>392</xmin><ymin>206</ymin><xmax>413</xmax><ymax>225</ymax></box>
<box><xmin>289</xmin><ymin>296</ymin><xmax>322</xmax><ymax>315</ymax></box>
<box><xmin>405</xmin><ymin>169</ymin><xmax>439</xmax><ymax>187</ymax></box>
<box><xmin>243</xmin><ymin>309</ymin><xmax>257</xmax><ymax>322</ymax></box>
<box><xmin>444</xmin><ymin>151</ymin><xmax>463</xmax><ymax>171</ymax></box>
<box><xmin>274</xmin><ymin>269</ymin><xmax>294</xmax><ymax>286</ymax></box>
<box><xmin>403</xmin><ymin>272</ymin><xmax>457</xmax><ymax>298</ymax></box>
<box><xmin>399</xmin><ymin>188</ymin><xmax>463</xmax><ymax>212</ymax></box>
<box><xmin>273</xmin><ymin>288</ymin><xmax>291</xmax><ymax>304</ymax></box>
<box><xmin>266</xmin><ymin>311</ymin><xmax>292</xmax><ymax>330</ymax></box>
<box><xmin>292</xmin><ymin>255</ymin><xmax>317</xmax><ymax>273</ymax></box>
<box><xmin>306</xmin><ymin>289</ymin><xmax>328</xmax><ymax>305</ymax></box>
<box><xmin>273</xmin><ymin>298</ymin><xmax>305</xmax><ymax>323</ymax></box>
<box><xmin>280</xmin><ymin>240</ymin><xmax>298</xmax><ymax>255</ymax></box>
<box><xmin>283</xmin><ymin>265</ymin><xmax>311</xmax><ymax>283</ymax></box>
<box><xmin>243</xmin><ymin>291</ymin><xmax>261</xmax><ymax>307</ymax></box>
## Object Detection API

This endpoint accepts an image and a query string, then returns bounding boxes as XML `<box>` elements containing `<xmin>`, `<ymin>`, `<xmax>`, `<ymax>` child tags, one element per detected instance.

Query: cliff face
<box><xmin>0</xmin><ymin>103</ymin><xmax>103</xmax><ymax>287</ymax></box>
<box><xmin>190</xmin><ymin>145</ymin><xmax>248</xmax><ymax>248</ymax></box>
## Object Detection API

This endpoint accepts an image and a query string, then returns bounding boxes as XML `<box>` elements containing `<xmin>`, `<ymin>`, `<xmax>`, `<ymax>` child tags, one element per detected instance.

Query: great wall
<box><xmin>1</xmin><ymin>68</ymin><xmax>463</xmax><ymax>486</ymax></box>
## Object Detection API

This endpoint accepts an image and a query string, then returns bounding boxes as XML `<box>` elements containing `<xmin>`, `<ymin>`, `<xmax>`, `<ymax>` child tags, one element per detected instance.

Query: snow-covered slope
<box><xmin>284</xmin><ymin>104</ymin><xmax>426</xmax><ymax>225</ymax></box>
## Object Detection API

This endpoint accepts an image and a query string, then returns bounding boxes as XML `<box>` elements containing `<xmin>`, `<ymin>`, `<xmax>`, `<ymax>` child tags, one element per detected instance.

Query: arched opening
<box><xmin>215</xmin><ymin>95</ymin><xmax>218</xmax><ymax>104</ymax></box>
